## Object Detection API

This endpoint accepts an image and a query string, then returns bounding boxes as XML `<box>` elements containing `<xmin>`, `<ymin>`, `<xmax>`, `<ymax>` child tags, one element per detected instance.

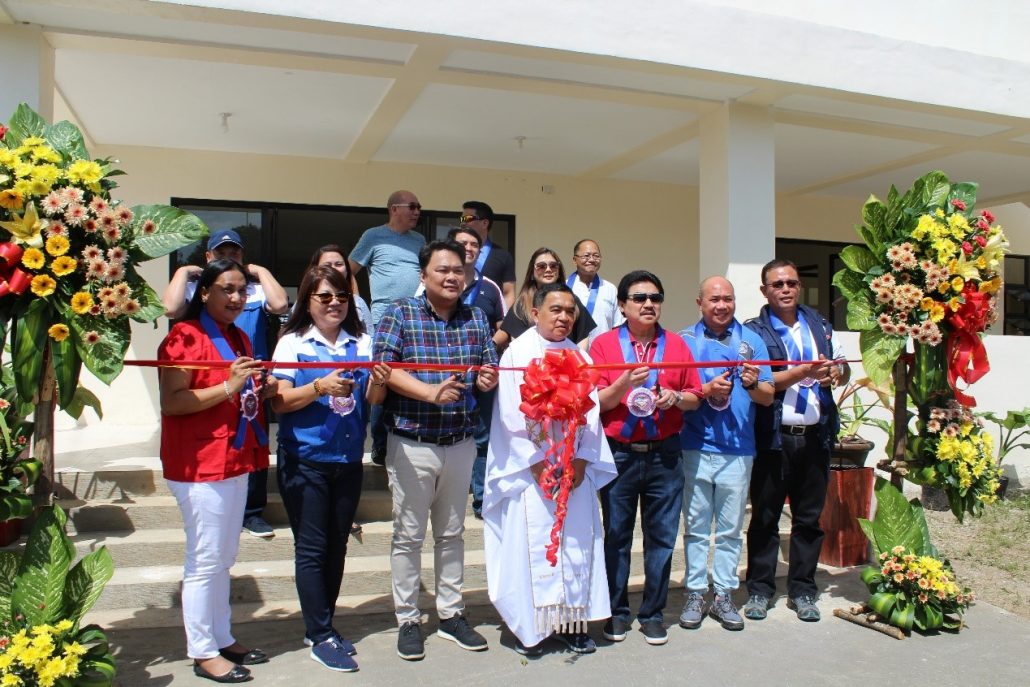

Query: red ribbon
<box><xmin>944</xmin><ymin>284</ymin><xmax>991</xmax><ymax>407</ymax></box>
<box><xmin>0</xmin><ymin>242</ymin><xmax>32</xmax><ymax>298</ymax></box>
<box><xmin>518</xmin><ymin>349</ymin><xmax>599</xmax><ymax>567</ymax></box>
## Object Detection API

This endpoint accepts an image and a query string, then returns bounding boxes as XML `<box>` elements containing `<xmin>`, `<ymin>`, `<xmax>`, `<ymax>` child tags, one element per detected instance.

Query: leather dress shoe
<box><xmin>218</xmin><ymin>647</ymin><xmax>268</xmax><ymax>665</ymax></box>
<box><xmin>193</xmin><ymin>662</ymin><xmax>251</xmax><ymax>683</ymax></box>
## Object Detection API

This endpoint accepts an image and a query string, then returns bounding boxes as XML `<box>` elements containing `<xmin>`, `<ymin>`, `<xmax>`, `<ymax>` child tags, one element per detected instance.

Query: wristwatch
<box><xmin>672</xmin><ymin>391</ymin><xmax>684</xmax><ymax>407</ymax></box>
<box><xmin>742</xmin><ymin>379</ymin><xmax>758</xmax><ymax>391</ymax></box>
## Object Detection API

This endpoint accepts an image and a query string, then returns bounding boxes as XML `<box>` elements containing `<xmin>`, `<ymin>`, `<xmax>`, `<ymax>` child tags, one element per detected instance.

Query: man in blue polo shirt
<box><xmin>678</xmin><ymin>276</ymin><xmax>774</xmax><ymax>631</ymax></box>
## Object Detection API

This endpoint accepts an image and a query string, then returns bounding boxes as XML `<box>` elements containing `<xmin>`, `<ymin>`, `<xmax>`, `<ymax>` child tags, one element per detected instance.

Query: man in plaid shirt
<box><xmin>373</xmin><ymin>239</ymin><xmax>499</xmax><ymax>661</ymax></box>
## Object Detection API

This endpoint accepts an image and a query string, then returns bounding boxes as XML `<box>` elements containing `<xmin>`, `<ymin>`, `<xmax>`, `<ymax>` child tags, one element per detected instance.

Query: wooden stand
<box><xmin>818</xmin><ymin>466</ymin><xmax>875</xmax><ymax>567</ymax></box>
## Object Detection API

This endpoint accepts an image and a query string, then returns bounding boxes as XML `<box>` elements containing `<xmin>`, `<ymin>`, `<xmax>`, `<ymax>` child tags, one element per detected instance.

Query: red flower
<box><xmin>976</xmin><ymin>218</ymin><xmax>990</xmax><ymax>231</ymax></box>
<box><xmin>962</xmin><ymin>241</ymin><xmax>973</xmax><ymax>255</ymax></box>
<box><xmin>975</xmin><ymin>234</ymin><xmax>987</xmax><ymax>247</ymax></box>
<box><xmin>951</xmin><ymin>199</ymin><xmax>967</xmax><ymax>211</ymax></box>
<box><xmin>981</xmin><ymin>209</ymin><xmax>995</xmax><ymax>223</ymax></box>
<box><xmin>0</xmin><ymin>124</ymin><xmax>7</xmax><ymax>141</ymax></box>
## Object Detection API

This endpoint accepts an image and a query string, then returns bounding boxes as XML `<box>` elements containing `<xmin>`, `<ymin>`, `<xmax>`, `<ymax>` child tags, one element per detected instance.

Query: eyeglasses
<box><xmin>311</xmin><ymin>292</ymin><xmax>350</xmax><ymax>304</ymax></box>
<box><xmin>534</xmin><ymin>261</ymin><xmax>560</xmax><ymax>271</ymax></box>
<box><xmin>459</xmin><ymin>214</ymin><xmax>481</xmax><ymax>224</ymax></box>
<box><xmin>391</xmin><ymin>202</ymin><xmax>422</xmax><ymax>212</ymax></box>
<box><xmin>627</xmin><ymin>292</ymin><xmax>665</xmax><ymax>304</ymax></box>
<box><xmin>765</xmin><ymin>279</ymin><xmax>800</xmax><ymax>290</ymax></box>
<box><xmin>574</xmin><ymin>253</ymin><xmax>602</xmax><ymax>261</ymax></box>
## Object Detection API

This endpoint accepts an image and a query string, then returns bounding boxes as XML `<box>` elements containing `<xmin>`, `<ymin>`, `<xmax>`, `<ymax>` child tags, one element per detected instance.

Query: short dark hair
<box><xmin>446</xmin><ymin>227</ymin><xmax>480</xmax><ymax>247</ymax></box>
<box><xmin>761</xmin><ymin>258</ymin><xmax>798</xmax><ymax>284</ymax></box>
<box><xmin>617</xmin><ymin>270</ymin><xmax>664</xmax><ymax>302</ymax></box>
<box><xmin>573</xmin><ymin>238</ymin><xmax>598</xmax><ymax>254</ymax></box>
<box><xmin>418</xmin><ymin>239</ymin><xmax>465</xmax><ymax>270</ymax></box>
<box><xmin>184</xmin><ymin>259</ymin><xmax>248</xmax><ymax>321</ymax></box>
<box><xmin>462</xmin><ymin>200</ymin><xmax>494</xmax><ymax>229</ymax></box>
<box><xmin>282</xmin><ymin>265</ymin><xmax>363</xmax><ymax>338</ymax></box>
<box><xmin>533</xmin><ymin>282</ymin><xmax>574</xmax><ymax>308</ymax></box>
<box><xmin>307</xmin><ymin>244</ymin><xmax>351</xmax><ymax>280</ymax></box>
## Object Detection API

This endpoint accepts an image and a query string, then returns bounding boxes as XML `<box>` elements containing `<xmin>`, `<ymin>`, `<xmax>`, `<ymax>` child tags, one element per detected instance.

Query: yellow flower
<box><xmin>30</xmin><ymin>274</ymin><xmax>56</xmax><ymax>297</ymax></box>
<box><xmin>45</xmin><ymin>235</ymin><xmax>70</xmax><ymax>256</ymax></box>
<box><xmin>51</xmin><ymin>256</ymin><xmax>77</xmax><ymax>277</ymax></box>
<box><xmin>30</xmin><ymin>147</ymin><xmax>61</xmax><ymax>164</ymax></box>
<box><xmin>62</xmin><ymin>641</ymin><xmax>86</xmax><ymax>657</ymax></box>
<box><xmin>948</xmin><ymin>297</ymin><xmax>962</xmax><ymax>311</ymax></box>
<box><xmin>54</xmin><ymin>620</ymin><xmax>73</xmax><ymax>633</ymax></box>
<box><xmin>21</xmin><ymin>247</ymin><xmax>45</xmax><ymax>269</ymax></box>
<box><xmin>0</xmin><ymin>188</ymin><xmax>24</xmax><ymax>210</ymax></box>
<box><xmin>919</xmin><ymin>297</ymin><xmax>934</xmax><ymax>311</ymax></box>
<box><xmin>47</xmin><ymin>324</ymin><xmax>70</xmax><ymax>342</ymax></box>
<box><xmin>950</xmin><ymin>276</ymin><xmax>965</xmax><ymax>292</ymax></box>
<box><xmin>0</xmin><ymin>148</ymin><xmax>17</xmax><ymax>167</ymax></box>
<box><xmin>929</xmin><ymin>304</ymin><xmax>945</xmax><ymax>323</ymax></box>
<box><xmin>22</xmin><ymin>136</ymin><xmax>47</xmax><ymax>147</ymax></box>
<box><xmin>934</xmin><ymin>208</ymin><xmax>945</xmax><ymax>219</ymax></box>
<box><xmin>0</xmin><ymin>201</ymin><xmax>46</xmax><ymax>246</ymax></box>
<box><xmin>0</xmin><ymin>673</ymin><xmax>22</xmax><ymax>686</ymax></box>
<box><xmin>70</xmin><ymin>291</ymin><xmax>94</xmax><ymax>314</ymax></box>
<box><xmin>65</xmin><ymin>159</ymin><xmax>103</xmax><ymax>186</ymax></box>
<box><xmin>913</xmin><ymin>214</ymin><xmax>938</xmax><ymax>241</ymax></box>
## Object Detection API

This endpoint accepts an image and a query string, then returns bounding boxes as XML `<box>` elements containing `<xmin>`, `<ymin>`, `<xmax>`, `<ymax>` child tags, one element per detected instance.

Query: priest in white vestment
<box><xmin>484</xmin><ymin>283</ymin><xmax>617</xmax><ymax>655</ymax></box>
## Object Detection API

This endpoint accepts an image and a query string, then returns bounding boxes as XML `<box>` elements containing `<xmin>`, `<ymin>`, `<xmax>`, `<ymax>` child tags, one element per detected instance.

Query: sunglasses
<box><xmin>534</xmin><ymin>261</ymin><xmax>560</xmax><ymax>271</ymax></box>
<box><xmin>627</xmin><ymin>292</ymin><xmax>664</xmax><ymax>304</ymax></box>
<box><xmin>391</xmin><ymin>202</ymin><xmax>422</xmax><ymax>212</ymax></box>
<box><xmin>311</xmin><ymin>292</ymin><xmax>350</xmax><ymax>304</ymax></box>
<box><xmin>765</xmin><ymin>279</ymin><xmax>800</xmax><ymax>290</ymax></box>
<box><xmin>459</xmin><ymin>214</ymin><xmax>481</xmax><ymax>224</ymax></box>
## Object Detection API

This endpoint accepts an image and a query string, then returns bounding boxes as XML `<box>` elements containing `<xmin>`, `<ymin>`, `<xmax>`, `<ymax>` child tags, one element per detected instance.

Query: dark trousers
<box><xmin>244</xmin><ymin>468</ymin><xmax>267</xmax><ymax>521</ymax></box>
<box><xmin>278</xmin><ymin>454</ymin><xmax>363</xmax><ymax>643</ymax></box>
<box><xmin>470</xmin><ymin>387</ymin><xmax>496</xmax><ymax>514</ymax></box>
<box><xmin>745</xmin><ymin>433</ymin><xmax>830</xmax><ymax>599</ymax></box>
<box><xmin>600</xmin><ymin>439</ymin><xmax>684</xmax><ymax>624</ymax></box>
<box><xmin>370</xmin><ymin>403</ymin><xmax>387</xmax><ymax>452</ymax></box>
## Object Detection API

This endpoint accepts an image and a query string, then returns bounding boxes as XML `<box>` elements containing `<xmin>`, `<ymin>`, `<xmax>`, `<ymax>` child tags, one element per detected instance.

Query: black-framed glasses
<box><xmin>575</xmin><ymin>252</ymin><xmax>602</xmax><ymax>261</ymax></box>
<box><xmin>534</xmin><ymin>261</ymin><xmax>560</xmax><ymax>271</ymax></box>
<box><xmin>391</xmin><ymin>202</ymin><xmax>422</xmax><ymax>212</ymax></box>
<box><xmin>627</xmin><ymin>292</ymin><xmax>664</xmax><ymax>304</ymax></box>
<box><xmin>765</xmin><ymin>279</ymin><xmax>800</xmax><ymax>290</ymax></box>
<box><xmin>311</xmin><ymin>292</ymin><xmax>350</xmax><ymax>304</ymax></box>
<box><xmin>459</xmin><ymin>214</ymin><xmax>481</xmax><ymax>224</ymax></box>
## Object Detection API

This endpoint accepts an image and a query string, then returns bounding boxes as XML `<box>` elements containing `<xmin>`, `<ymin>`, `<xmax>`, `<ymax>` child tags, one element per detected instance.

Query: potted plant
<box><xmin>0</xmin><ymin>362</ymin><xmax>39</xmax><ymax>545</ymax></box>
<box><xmin>833</xmin><ymin>377</ymin><xmax>890</xmax><ymax>468</ymax></box>
<box><xmin>980</xmin><ymin>406</ymin><xmax>1029</xmax><ymax>499</ymax></box>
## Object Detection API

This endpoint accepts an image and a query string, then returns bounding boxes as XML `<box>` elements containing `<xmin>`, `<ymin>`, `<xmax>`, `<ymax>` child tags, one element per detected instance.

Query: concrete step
<box><xmin>54</xmin><ymin>462</ymin><xmax>391</xmax><ymax>500</ymax></box>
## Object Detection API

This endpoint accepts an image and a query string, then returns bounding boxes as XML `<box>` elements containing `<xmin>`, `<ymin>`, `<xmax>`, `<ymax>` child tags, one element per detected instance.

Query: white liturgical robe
<box><xmin>483</xmin><ymin>327</ymin><xmax>617</xmax><ymax>647</ymax></box>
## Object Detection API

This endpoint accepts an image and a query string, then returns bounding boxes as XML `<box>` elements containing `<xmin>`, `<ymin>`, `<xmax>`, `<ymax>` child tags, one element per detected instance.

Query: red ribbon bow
<box><xmin>0</xmin><ymin>242</ymin><xmax>32</xmax><ymax>298</ymax></box>
<box><xmin>519</xmin><ymin>348</ymin><xmax>600</xmax><ymax>566</ymax></box>
<box><xmin>944</xmin><ymin>284</ymin><xmax>991</xmax><ymax>407</ymax></box>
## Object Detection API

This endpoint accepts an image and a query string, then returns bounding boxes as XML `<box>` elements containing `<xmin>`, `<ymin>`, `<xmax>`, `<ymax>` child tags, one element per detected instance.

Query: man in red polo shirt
<box><xmin>589</xmin><ymin>270</ymin><xmax>703</xmax><ymax>646</ymax></box>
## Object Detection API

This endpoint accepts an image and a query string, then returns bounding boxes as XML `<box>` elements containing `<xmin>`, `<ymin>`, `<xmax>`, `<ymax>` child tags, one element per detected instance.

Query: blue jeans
<box><xmin>470</xmin><ymin>387</ymin><xmax>496</xmax><ymax>515</ymax></box>
<box><xmin>682</xmin><ymin>450</ymin><xmax>754</xmax><ymax>595</ymax></box>
<box><xmin>599</xmin><ymin>438</ymin><xmax>684</xmax><ymax>624</ymax></box>
<box><xmin>277</xmin><ymin>453</ymin><xmax>363</xmax><ymax>643</ymax></box>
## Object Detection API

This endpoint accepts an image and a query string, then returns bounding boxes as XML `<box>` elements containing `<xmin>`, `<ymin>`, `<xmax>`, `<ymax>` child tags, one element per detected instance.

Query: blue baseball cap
<box><xmin>207</xmin><ymin>229</ymin><xmax>243</xmax><ymax>251</ymax></box>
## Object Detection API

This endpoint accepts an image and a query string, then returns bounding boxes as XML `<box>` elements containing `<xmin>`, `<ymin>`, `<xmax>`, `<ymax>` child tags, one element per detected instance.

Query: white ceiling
<box><xmin>5</xmin><ymin>0</ymin><xmax>1030</xmax><ymax>205</ymax></box>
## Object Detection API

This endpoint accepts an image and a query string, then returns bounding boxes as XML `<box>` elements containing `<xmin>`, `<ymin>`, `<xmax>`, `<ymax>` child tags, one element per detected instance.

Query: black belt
<box><xmin>392</xmin><ymin>428</ymin><xmax>472</xmax><ymax>446</ymax></box>
<box><xmin>780</xmin><ymin>424</ymin><xmax>817</xmax><ymax>436</ymax></box>
<box><xmin>609</xmin><ymin>437</ymin><xmax>674</xmax><ymax>453</ymax></box>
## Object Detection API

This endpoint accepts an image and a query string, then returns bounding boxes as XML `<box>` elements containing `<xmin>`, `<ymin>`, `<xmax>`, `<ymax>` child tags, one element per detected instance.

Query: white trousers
<box><xmin>386</xmin><ymin>434</ymin><xmax>475</xmax><ymax>625</ymax></box>
<box><xmin>168</xmin><ymin>474</ymin><xmax>248</xmax><ymax>659</ymax></box>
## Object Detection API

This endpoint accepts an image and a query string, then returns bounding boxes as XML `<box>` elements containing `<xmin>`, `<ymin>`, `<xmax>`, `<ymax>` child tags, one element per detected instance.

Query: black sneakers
<box><xmin>397</xmin><ymin>622</ymin><xmax>425</xmax><ymax>661</ymax></box>
<box><xmin>602</xmin><ymin>617</ymin><xmax>630</xmax><ymax>642</ymax></box>
<box><xmin>555</xmin><ymin>632</ymin><xmax>596</xmax><ymax>654</ymax></box>
<box><xmin>639</xmin><ymin>619</ymin><xmax>668</xmax><ymax>646</ymax></box>
<box><xmin>437</xmin><ymin>613</ymin><xmax>488</xmax><ymax>651</ymax></box>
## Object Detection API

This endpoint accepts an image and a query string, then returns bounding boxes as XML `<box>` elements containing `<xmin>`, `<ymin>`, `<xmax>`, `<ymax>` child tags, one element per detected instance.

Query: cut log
<box><xmin>833</xmin><ymin>608</ymin><xmax>906</xmax><ymax>640</ymax></box>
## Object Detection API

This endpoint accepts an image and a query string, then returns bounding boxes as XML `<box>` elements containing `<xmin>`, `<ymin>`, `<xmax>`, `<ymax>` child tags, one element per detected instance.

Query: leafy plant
<box><xmin>836</xmin><ymin>377</ymin><xmax>892</xmax><ymax>441</ymax></box>
<box><xmin>980</xmin><ymin>406</ymin><xmax>1030</xmax><ymax>467</ymax></box>
<box><xmin>0</xmin><ymin>505</ymin><xmax>115</xmax><ymax>685</ymax></box>
<box><xmin>0</xmin><ymin>362</ymin><xmax>39</xmax><ymax>522</ymax></box>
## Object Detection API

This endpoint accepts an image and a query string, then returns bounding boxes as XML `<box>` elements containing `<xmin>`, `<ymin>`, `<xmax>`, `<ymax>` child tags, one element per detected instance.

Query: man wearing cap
<box><xmin>162</xmin><ymin>229</ymin><xmax>289</xmax><ymax>538</ymax></box>
<box><xmin>742</xmin><ymin>259</ymin><xmax>849</xmax><ymax>623</ymax></box>
<box><xmin>459</xmin><ymin>201</ymin><xmax>516</xmax><ymax>309</ymax></box>
<box><xmin>568</xmin><ymin>239</ymin><xmax>623</xmax><ymax>345</ymax></box>
<box><xmin>677</xmin><ymin>276</ymin><xmax>773</xmax><ymax>632</ymax></box>
<box><xmin>349</xmin><ymin>190</ymin><xmax>427</xmax><ymax>465</ymax></box>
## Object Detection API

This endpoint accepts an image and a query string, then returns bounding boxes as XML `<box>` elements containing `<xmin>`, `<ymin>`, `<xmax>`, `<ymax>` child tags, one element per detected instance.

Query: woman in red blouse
<box><xmin>159</xmin><ymin>259</ymin><xmax>278</xmax><ymax>683</ymax></box>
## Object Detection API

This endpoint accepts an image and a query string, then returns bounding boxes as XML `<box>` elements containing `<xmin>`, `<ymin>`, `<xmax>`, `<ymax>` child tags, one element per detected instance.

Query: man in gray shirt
<box><xmin>349</xmin><ymin>190</ymin><xmax>427</xmax><ymax>464</ymax></box>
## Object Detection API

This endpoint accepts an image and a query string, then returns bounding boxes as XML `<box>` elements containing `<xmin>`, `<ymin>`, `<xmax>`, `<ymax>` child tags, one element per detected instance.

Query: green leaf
<box><xmin>3</xmin><ymin>103</ymin><xmax>47</xmax><ymax>148</ymax></box>
<box><xmin>62</xmin><ymin>546</ymin><xmax>114</xmax><ymax>625</ymax></box>
<box><xmin>0</xmin><ymin>550</ymin><xmax>20</xmax><ymax>621</ymax></box>
<box><xmin>44</xmin><ymin>120</ymin><xmax>89</xmax><ymax>161</ymax></box>
<box><xmin>859</xmin><ymin>328</ymin><xmax>907</xmax><ymax>388</ymax></box>
<box><xmin>13</xmin><ymin>505</ymin><xmax>76</xmax><ymax>626</ymax></box>
<box><xmin>919</xmin><ymin>171</ymin><xmax>951</xmax><ymax>209</ymax></box>
<box><xmin>890</xmin><ymin>603</ymin><xmax>915</xmax><ymax>632</ymax></box>
<box><xmin>870</xmin><ymin>477</ymin><xmax>927</xmax><ymax>555</ymax></box>
<box><xmin>13</xmin><ymin>457</ymin><xmax>43</xmax><ymax>488</ymax></box>
<box><xmin>910</xmin><ymin>498</ymin><xmax>939</xmax><ymax>558</ymax></box>
<box><xmin>948</xmin><ymin>182</ymin><xmax>978</xmax><ymax>212</ymax></box>
<box><xmin>832</xmin><ymin>268</ymin><xmax>867</xmax><ymax>300</ymax></box>
<box><xmin>845</xmin><ymin>295</ymin><xmax>877</xmax><ymax>331</ymax></box>
<box><xmin>858</xmin><ymin>518</ymin><xmax>880</xmax><ymax>557</ymax></box>
<box><xmin>839</xmin><ymin>245</ymin><xmax>878</xmax><ymax>276</ymax></box>
<box><xmin>868</xmin><ymin>591</ymin><xmax>897</xmax><ymax>619</ymax></box>
<box><xmin>52</xmin><ymin>329</ymin><xmax>82</xmax><ymax>409</ymax></box>
<box><xmin>922</xmin><ymin>604</ymin><xmax>944</xmax><ymax>630</ymax></box>
<box><xmin>131</xmin><ymin>278</ymin><xmax>165</xmax><ymax>323</ymax></box>
<box><xmin>0</xmin><ymin>494</ymin><xmax>33</xmax><ymax>521</ymax></box>
<box><xmin>860</xmin><ymin>565</ymin><xmax>881</xmax><ymax>588</ymax></box>
<box><xmin>70</xmin><ymin>316</ymin><xmax>130</xmax><ymax>384</ymax></box>
<box><xmin>128</xmin><ymin>205</ymin><xmax>209</xmax><ymax>261</ymax></box>
<box><xmin>13</xmin><ymin>299</ymin><xmax>50</xmax><ymax>403</ymax></box>
<box><xmin>64</xmin><ymin>385</ymin><xmax>103</xmax><ymax>421</ymax></box>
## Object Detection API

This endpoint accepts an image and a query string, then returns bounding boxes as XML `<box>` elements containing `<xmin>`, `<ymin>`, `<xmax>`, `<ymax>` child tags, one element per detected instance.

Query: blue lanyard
<box><xmin>617</xmin><ymin>325</ymin><xmax>665</xmax><ymax>440</ymax></box>
<box><xmin>199</xmin><ymin>310</ymin><xmax>268</xmax><ymax>449</ymax></box>
<box><xmin>474</xmin><ymin>238</ymin><xmax>492</xmax><ymax>274</ymax></box>
<box><xmin>567</xmin><ymin>274</ymin><xmax>600</xmax><ymax>315</ymax></box>
<box><xmin>769</xmin><ymin>311</ymin><xmax>816</xmax><ymax>414</ymax></box>
<box><xmin>463</xmin><ymin>270</ymin><xmax>483</xmax><ymax>307</ymax></box>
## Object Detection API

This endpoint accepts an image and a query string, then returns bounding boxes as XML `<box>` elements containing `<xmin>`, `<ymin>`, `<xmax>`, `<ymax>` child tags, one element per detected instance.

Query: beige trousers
<box><xmin>386</xmin><ymin>433</ymin><xmax>475</xmax><ymax>625</ymax></box>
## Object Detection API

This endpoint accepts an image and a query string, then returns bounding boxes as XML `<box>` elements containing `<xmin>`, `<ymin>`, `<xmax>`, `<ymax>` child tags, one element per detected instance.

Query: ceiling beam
<box><xmin>774</xmin><ymin>110</ymin><xmax>970</xmax><ymax>146</ymax></box>
<box><xmin>578</xmin><ymin>121</ymin><xmax>699</xmax><ymax>179</ymax></box>
<box><xmin>343</xmin><ymin>42</ymin><xmax>451</xmax><ymax>163</ymax></box>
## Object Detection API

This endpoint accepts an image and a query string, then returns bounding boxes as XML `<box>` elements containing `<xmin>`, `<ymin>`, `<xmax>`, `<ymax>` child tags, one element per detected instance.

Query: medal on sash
<box><xmin>311</xmin><ymin>340</ymin><xmax>364</xmax><ymax>441</ymax></box>
<box><xmin>199</xmin><ymin>310</ymin><xmax>268</xmax><ymax>450</ymax></box>
<box><xmin>618</xmin><ymin>326</ymin><xmax>665</xmax><ymax>436</ymax></box>
<box><xmin>328</xmin><ymin>371</ymin><xmax>357</xmax><ymax>417</ymax></box>
<box><xmin>694</xmin><ymin>320</ymin><xmax>749</xmax><ymax>412</ymax></box>
<box><xmin>626</xmin><ymin>386</ymin><xmax>658</xmax><ymax>417</ymax></box>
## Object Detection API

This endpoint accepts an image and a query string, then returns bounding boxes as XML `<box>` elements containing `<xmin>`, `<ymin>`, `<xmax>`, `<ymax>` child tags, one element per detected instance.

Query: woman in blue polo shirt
<box><xmin>271</xmin><ymin>265</ymin><xmax>390</xmax><ymax>673</ymax></box>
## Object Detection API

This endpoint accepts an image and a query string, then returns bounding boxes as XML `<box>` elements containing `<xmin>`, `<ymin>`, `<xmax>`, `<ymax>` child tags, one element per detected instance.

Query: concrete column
<box><xmin>698</xmin><ymin>102</ymin><xmax>775</xmax><ymax>319</ymax></box>
<box><xmin>0</xmin><ymin>24</ymin><xmax>55</xmax><ymax>122</ymax></box>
